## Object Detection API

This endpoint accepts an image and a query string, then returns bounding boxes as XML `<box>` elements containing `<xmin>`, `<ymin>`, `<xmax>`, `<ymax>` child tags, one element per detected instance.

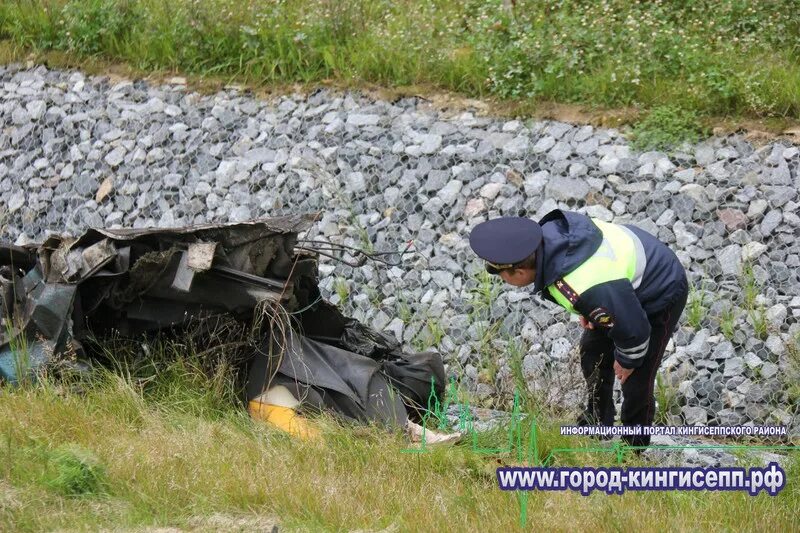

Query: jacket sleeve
<box><xmin>575</xmin><ymin>279</ymin><xmax>651</xmax><ymax>369</ymax></box>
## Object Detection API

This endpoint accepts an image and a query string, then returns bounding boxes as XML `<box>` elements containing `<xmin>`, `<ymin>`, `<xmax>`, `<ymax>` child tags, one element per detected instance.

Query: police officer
<box><xmin>468</xmin><ymin>209</ymin><xmax>688</xmax><ymax>448</ymax></box>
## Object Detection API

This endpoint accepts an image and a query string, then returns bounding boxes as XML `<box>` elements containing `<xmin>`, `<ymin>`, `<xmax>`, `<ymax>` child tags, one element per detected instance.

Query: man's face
<box><xmin>498</xmin><ymin>267</ymin><xmax>535</xmax><ymax>287</ymax></box>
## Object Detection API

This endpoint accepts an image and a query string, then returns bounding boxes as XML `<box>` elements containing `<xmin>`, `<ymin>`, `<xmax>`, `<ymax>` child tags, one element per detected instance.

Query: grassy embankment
<box><xmin>1</xmin><ymin>339</ymin><xmax>798</xmax><ymax>532</ymax></box>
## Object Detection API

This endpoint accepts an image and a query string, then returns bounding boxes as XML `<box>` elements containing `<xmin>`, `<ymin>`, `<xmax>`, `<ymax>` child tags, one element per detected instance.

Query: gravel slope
<box><xmin>1</xmin><ymin>64</ymin><xmax>798</xmax><ymax>440</ymax></box>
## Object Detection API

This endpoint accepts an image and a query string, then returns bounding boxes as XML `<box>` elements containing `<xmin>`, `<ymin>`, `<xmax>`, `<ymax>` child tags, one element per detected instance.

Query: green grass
<box><xmin>686</xmin><ymin>281</ymin><xmax>707</xmax><ymax>330</ymax></box>
<box><xmin>1</xmin><ymin>333</ymin><xmax>799</xmax><ymax>531</ymax></box>
<box><xmin>630</xmin><ymin>105</ymin><xmax>707</xmax><ymax>151</ymax></box>
<box><xmin>739</xmin><ymin>262</ymin><xmax>770</xmax><ymax>340</ymax></box>
<box><xmin>1</xmin><ymin>0</ymin><xmax>799</xmax><ymax>125</ymax></box>
<box><xmin>349</xmin><ymin>211</ymin><xmax>374</xmax><ymax>255</ymax></box>
<box><xmin>333</xmin><ymin>277</ymin><xmax>350</xmax><ymax>306</ymax></box>
<box><xmin>719</xmin><ymin>304</ymin><xmax>737</xmax><ymax>341</ymax></box>
<box><xmin>788</xmin><ymin>332</ymin><xmax>800</xmax><ymax>375</ymax></box>
<box><xmin>411</xmin><ymin>314</ymin><xmax>446</xmax><ymax>352</ymax></box>
<box><xmin>654</xmin><ymin>373</ymin><xmax>680</xmax><ymax>426</ymax></box>
<box><xmin>396</xmin><ymin>291</ymin><xmax>413</xmax><ymax>324</ymax></box>
<box><xmin>5</xmin><ymin>317</ymin><xmax>32</xmax><ymax>386</ymax></box>
<box><xmin>467</xmin><ymin>270</ymin><xmax>503</xmax><ymax>322</ymax></box>
<box><xmin>787</xmin><ymin>344</ymin><xmax>800</xmax><ymax>406</ymax></box>
<box><xmin>749</xmin><ymin>307</ymin><xmax>769</xmax><ymax>341</ymax></box>
<box><xmin>505</xmin><ymin>335</ymin><xmax>541</xmax><ymax>415</ymax></box>
<box><xmin>466</xmin><ymin>269</ymin><xmax>504</xmax><ymax>353</ymax></box>
<box><xmin>463</xmin><ymin>270</ymin><xmax>515</xmax><ymax>407</ymax></box>
<box><xmin>44</xmin><ymin>444</ymin><xmax>108</xmax><ymax>497</ymax></box>
<box><xmin>2</xmin><ymin>363</ymin><xmax>799</xmax><ymax>531</ymax></box>
<box><xmin>741</xmin><ymin>261</ymin><xmax>761</xmax><ymax>311</ymax></box>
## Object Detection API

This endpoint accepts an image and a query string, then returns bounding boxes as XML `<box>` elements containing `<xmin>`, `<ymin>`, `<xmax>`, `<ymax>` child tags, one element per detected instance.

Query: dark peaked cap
<box><xmin>468</xmin><ymin>217</ymin><xmax>543</xmax><ymax>271</ymax></box>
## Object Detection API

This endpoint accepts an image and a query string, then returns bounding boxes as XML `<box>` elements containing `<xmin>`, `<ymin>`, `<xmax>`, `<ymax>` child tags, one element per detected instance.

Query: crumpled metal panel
<box><xmin>0</xmin><ymin>213</ymin><xmax>446</xmax><ymax>430</ymax></box>
<box><xmin>0</xmin><ymin>215</ymin><xmax>317</xmax><ymax>382</ymax></box>
<box><xmin>0</xmin><ymin>279</ymin><xmax>76</xmax><ymax>384</ymax></box>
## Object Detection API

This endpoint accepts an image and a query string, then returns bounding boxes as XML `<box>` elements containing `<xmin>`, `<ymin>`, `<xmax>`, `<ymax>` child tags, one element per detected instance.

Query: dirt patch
<box><xmin>96</xmin><ymin>526</ymin><xmax>186</xmax><ymax>533</ymax></box>
<box><xmin>0</xmin><ymin>480</ymin><xmax>22</xmax><ymax>511</ymax></box>
<box><xmin>188</xmin><ymin>513</ymin><xmax>279</xmax><ymax>532</ymax></box>
<box><xmin>77</xmin><ymin>515</ymin><xmax>279</xmax><ymax>533</ymax></box>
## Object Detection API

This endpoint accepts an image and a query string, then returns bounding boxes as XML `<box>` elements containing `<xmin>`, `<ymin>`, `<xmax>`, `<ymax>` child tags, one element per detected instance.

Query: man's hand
<box><xmin>579</xmin><ymin>316</ymin><xmax>594</xmax><ymax>330</ymax></box>
<box><xmin>614</xmin><ymin>360</ymin><xmax>634</xmax><ymax>384</ymax></box>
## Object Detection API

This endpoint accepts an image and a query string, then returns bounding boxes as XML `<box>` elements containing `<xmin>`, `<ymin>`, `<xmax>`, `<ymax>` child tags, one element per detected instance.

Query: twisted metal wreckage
<box><xmin>0</xmin><ymin>215</ymin><xmax>453</xmax><ymax>440</ymax></box>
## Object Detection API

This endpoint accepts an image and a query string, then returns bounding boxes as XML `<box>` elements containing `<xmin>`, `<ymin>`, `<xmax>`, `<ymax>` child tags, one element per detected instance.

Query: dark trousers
<box><xmin>578</xmin><ymin>280</ymin><xmax>688</xmax><ymax>447</ymax></box>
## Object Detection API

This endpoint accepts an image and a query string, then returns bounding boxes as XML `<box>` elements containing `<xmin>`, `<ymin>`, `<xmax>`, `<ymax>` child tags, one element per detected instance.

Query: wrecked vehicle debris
<box><xmin>0</xmin><ymin>216</ymin><xmax>446</xmax><ymax>433</ymax></box>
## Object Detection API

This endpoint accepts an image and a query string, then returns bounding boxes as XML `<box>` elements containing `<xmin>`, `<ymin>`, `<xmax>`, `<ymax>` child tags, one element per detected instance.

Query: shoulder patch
<box><xmin>589</xmin><ymin>307</ymin><xmax>615</xmax><ymax>328</ymax></box>
<box><xmin>553</xmin><ymin>278</ymin><xmax>580</xmax><ymax>306</ymax></box>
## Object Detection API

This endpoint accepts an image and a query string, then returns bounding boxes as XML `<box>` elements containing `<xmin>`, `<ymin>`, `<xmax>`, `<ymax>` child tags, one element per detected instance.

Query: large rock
<box><xmin>547</xmin><ymin>141</ymin><xmax>572</xmax><ymax>161</ymax></box>
<box><xmin>723</xmin><ymin>356</ymin><xmax>744</xmax><ymax>377</ymax></box>
<box><xmin>717</xmin><ymin>208</ymin><xmax>747</xmax><ymax>231</ymax></box>
<box><xmin>544</xmin><ymin>177</ymin><xmax>589</xmax><ymax>201</ymax></box>
<box><xmin>346</xmin><ymin>114</ymin><xmax>381</xmax><ymax>126</ymax></box>
<box><xmin>682</xmin><ymin>406</ymin><xmax>708</xmax><ymax>426</ymax></box>
<box><xmin>695</xmin><ymin>144</ymin><xmax>716</xmax><ymax>165</ymax></box>
<box><xmin>418</xmin><ymin>134</ymin><xmax>443</xmax><ymax>154</ymax></box>
<box><xmin>104</xmin><ymin>146</ymin><xmax>126</xmax><ymax>167</ymax></box>
<box><xmin>713</xmin><ymin>341</ymin><xmax>735</xmax><ymax>360</ymax></box>
<box><xmin>549</xmin><ymin>338</ymin><xmax>572</xmax><ymax>361</ymax></box>
<box><xmin>741</xmin><ymin>242</ymin><xmax>768</xmax><ymax>261</ymax></box>
<box><xmin>532</xmin><ymin>135</ymin><xmax>556</xmax><ymax>153</ymax></box>
<box><xmin>437</xmin><ymin>180</ymin><xmax>462</xmax><ymax>205</ymax></box>
<box><xmin>716</xmin><ymin>244</ymin><xmax>742</xmax><ymax>276</ymax></box>
<box><xmin>503</xmin><ymin>136</ymin><xmax>530</xmax><ymax>157</ymax></box>
<box><xmin>760</xmin><ymin>210</ymin><xmax>782</xmax><ymax>234</ymax></box>
<box><xmin>479</xmin><ymin>182</ymin><xmax>504</xmax><ymax>200</ymax></box>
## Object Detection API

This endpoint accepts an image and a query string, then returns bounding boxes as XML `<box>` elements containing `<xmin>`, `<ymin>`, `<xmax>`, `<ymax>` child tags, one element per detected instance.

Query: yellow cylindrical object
<box><xmin>248</xmin><ymin>401</ymin><xmax>321</xmax><ymax>441</ymax></box>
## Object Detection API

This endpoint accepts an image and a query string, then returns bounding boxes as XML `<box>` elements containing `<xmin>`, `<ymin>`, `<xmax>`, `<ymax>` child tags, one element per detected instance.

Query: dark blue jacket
<box><xmin>533</xmin><ymin>210</ymin><xmax>687</xmax><ymax>368</ymax></box>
